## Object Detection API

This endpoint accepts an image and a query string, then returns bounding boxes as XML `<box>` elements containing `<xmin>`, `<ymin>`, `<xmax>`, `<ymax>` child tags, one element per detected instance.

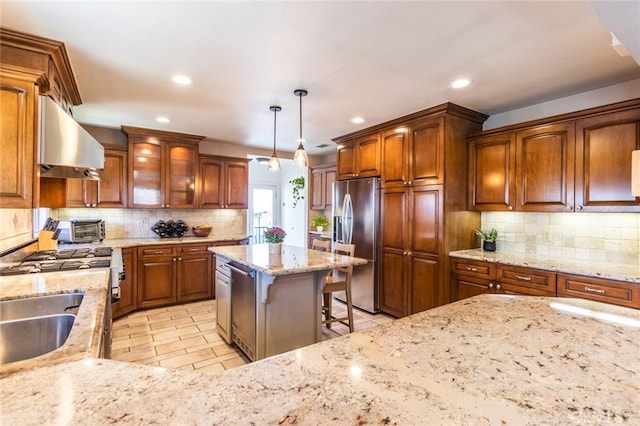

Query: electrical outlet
<box><xmin>543</xmin><ymin>230</ymin><xmax>552</xmax><ymax>242</ymax></box>
<box><xmin>138</xmin><ymin>220</ymin><xmax>145</xmax><ymax>229</ymax></box>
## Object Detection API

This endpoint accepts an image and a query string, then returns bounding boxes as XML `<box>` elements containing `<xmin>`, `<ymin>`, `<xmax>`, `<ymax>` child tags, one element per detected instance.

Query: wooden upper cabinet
<box><xmin>575</xmin><ymin>108</ymin><xmax>640</xmax><ymax>212</ymax></box>
<box><xmin>66</xmin><ymin>147</ymin><xmax>127</xmax><ymax>208</ymax></box>
<box><xmin>468</xmin><ymin>133</ymin><xmax>517</xmax><ymax>211</ymax></box>
<box><xmin>198</xmin><ymin>155</ymin><xmax>249</xmax><ymax>209</ymax></box>
<box><xmin>410</xmin><ymin>117</ymin><xmax>445</xmax><ymax>186</ymax></box>
<box><xmin>516</xmin><ymin>122</ymin><xmax>575</xmax><ymax>212</ymax></box>
<box><xmin>122</xmin><ymin>126</ymin><xmax>204</xmax><ymax>209</ymax></box>
<box><xmin>166</xmin><ymin>143</ymin><xmax>198</xmax><ymax>209</ymax></box>
<box><xmin>468</xmin><ymin>100</ymin><xmax>640</xmax><ymax>213</ymax></box>
<box><xmin>310</xmin><ymin>164</ymin><xmax>336</xmax><ymax>210</ymax></box>
<box><xmin>0</xmin><ymin>76</ymin><xmax>36</xmax><ymax>208</ymax></box>
<box><xmin>336</xmin><ymin>133</ymin><xmax>380</xmax><ymax>180</ymax></box>
<box><xmin>381</xmin><ymin>128</ymin><xmax>408</xmax><ymax>187</ymax></box>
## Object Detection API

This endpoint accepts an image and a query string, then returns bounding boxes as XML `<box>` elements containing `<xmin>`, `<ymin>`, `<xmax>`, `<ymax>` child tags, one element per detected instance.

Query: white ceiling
<box><xmin>2</xmin><ymin>1</ymin><xmax>639</xmax><ymax>156</ymax></box>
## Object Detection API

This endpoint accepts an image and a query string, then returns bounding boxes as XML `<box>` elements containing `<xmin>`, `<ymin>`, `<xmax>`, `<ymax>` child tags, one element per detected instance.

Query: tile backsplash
<box><xmin>52</xmin><ymin>208</ymin><xmax>246</xmax><ymax>240</ymax></box>
<box><xmin>481</xmin><ymin>211</ymin><xmax>640</xmax><ymax>265</ymax></box>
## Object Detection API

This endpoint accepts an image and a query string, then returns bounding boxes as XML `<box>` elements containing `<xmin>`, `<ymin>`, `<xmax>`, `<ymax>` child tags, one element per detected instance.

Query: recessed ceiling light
<box><xmin>451</xmin><ymin>78</ymin><xmax>471</xmax><ymax>89</ymax></box>
<box><xmin>171</xmin><ymin>75</ymin><xmax>192</xmax><ymax>85</ymax></box>
<box><xmin>351</xmin><ymin>117</ymin><xmax>365</xmax><ymax>124</ymax></box>
<box><xmin>155</xmin><ymin>116</ymin><xmax>170</xmax><ymax>123</ymax></box>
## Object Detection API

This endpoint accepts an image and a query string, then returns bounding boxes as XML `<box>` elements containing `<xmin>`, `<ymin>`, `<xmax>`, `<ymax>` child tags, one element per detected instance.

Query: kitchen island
<box><xmin>2</xmin><ymin>294</ymin><xmax>639</xmax><ymax>424</ymax></box>
<box><xmin>209</xmin><ymin>243</ymin><xmax>368</xmax><ymax>361</ymax></box>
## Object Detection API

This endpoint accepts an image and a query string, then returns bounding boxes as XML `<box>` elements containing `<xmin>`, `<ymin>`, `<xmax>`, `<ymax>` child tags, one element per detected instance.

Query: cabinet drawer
<box><xmin>451</xmin><ymin>258</ymin><xmax>495</xmax><ymax>279</ymax></box>
<box><xmin>557</xmin><ymin>273</ymin><xmax>640</xmax><ymax>309</ymax></box>
<box><xmin>496</xmin><ymin>265</ymin><xmax>556</xmax><ymax>295</ymax></box>
<box><xmin>179</xmin><ymin>244</ymin><xmax>210</xmax><ymax>254</ymax></box>
<box><xmin>139</xmin><ymin>246</ymin><xmax>176</xmax><ymax>257</ymax></box>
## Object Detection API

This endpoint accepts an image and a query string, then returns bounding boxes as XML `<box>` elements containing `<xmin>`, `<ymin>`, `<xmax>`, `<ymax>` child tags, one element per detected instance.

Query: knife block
<box><xmin>38</xmin><ymin>230</ymin><xmax>58</xmax><ymax>251</ymax></box>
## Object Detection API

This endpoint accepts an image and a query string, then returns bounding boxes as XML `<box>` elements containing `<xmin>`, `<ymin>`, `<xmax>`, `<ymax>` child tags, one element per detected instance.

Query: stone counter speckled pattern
<box><xmin>1</xmin><ymin>295</ymin><xmax>639</xmax><ymax>424</ymax></box>
<box><xmin>209</xmin><ymin>244</ymin><xmax>368</xmax><ymax>276</ymax></box>
<box><xmin>450</xmin><ymin>248</ymin><xmax>640</xmax><ymax>284</ymax></box>
<box><xmin>0</xmin><ymin>269</ymin><xmax>110</xmax><ymax>376</ymax></box>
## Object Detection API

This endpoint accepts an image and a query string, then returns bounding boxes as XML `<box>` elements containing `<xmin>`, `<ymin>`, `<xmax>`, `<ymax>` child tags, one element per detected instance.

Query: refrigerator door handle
<box><xmin>342</xmin><ymin>194</ymin><xmax>353</xmax><ymax>244</ymax></box>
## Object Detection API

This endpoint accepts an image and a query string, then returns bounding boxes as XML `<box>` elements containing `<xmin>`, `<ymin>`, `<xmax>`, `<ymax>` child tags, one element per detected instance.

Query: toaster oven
<box><xmin>57</xmin><ymin>219</ymin><xmax>106</xmax><ymax>243</ymax></box>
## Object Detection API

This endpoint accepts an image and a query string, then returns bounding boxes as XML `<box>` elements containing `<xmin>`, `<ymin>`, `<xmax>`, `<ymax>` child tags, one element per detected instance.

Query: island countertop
<box><xmin>209</xmin><ymin>243</ymin><xmax>368</xmax><ymax>276</ymax></box>
<box><xmin>2</xmin><ymin>294</ymin><xmax>639</xmax><ymax>424</ymax></box>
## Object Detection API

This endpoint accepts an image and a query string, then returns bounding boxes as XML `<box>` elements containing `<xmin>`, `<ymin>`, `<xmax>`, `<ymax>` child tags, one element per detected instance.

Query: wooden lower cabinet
<box><xmin>137</xmin><ymin>243</ymin><xmax>215</xmax><ymax>309</ymax></box>
<box><xmin>451</xmin><ymin>258</ymin><xmax>555</xmax><ymax>299</ymax></box>
<box><xmin>380</xmin><ymin>249</ymin><xmax>409</xmax><ymax>318</ymax></box>
<box><xmin>137</xmin><ymin>246</ymin><xmax>177</xmax><ymax>309</ymax></box>
<box><xmin>177</xmin><ymin>244</ymin><xmax>213</xmax><ymax>302</ymax></box>
<box><xmin>557</xmin><ymin>273</ymin><xmax>640</xmax><ymax>309</ymax></box>
<box><xmin>112</xmin><ymin>247</ymin><xmax>137</xmax><ymax>319</ymax></box>
<box><xmin>451</xmin><ymin>257</ymin><xmax>638</xmax><ymax>310</ymax></box>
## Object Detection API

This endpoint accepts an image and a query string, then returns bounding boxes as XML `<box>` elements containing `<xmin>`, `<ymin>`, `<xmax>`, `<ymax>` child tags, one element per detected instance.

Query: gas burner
<box><xmin>0</xmin><ymin>265</ymin><xmax>40</xmax><ymax>276</ymax></box>
<box><xmin>22</xmin><ymin>251</ymin><xmax>58</xmax><ymax>262</ymax></box>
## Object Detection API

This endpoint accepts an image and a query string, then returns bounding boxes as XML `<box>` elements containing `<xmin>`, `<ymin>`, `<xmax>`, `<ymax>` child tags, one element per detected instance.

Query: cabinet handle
<box><xmin>466</xmin><ymin>267</ymin><xmax>478</xmax><ymax>272</ymax></box>
<box><xmin>584</xmin><ymin>286</ymin><xmax>605</xmax><ymax>295</ymax></box>
<box><xmin>488</xmin><ymin>282</ymin><xmax>494</xmax><ymax>288</ymax></box>
<box><xmin>515</xmin><ymin>275</ymin><xmax>532</xmax><ymax>281</ymax></box>
<box><xmin>508</xmin><ymin>205</ymin><xmax>514</xmax><ymax>211</ymax></box>
<box><xmin>189</xmin><ymin>248</ymin><xmax>199</xmax><ymax>252</ymax></box>
<box><xmin>496</xmin><ymin>284</ymin><xmax>502</xmax><ymax>290</ymax></box>
<box><xmin>153</xmin><ymin>251</ymin><xmax>164</xmax><ymax>255</ymax></box>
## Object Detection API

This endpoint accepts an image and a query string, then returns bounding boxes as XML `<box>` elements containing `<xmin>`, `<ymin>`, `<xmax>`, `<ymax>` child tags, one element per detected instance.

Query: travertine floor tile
<box><xmin>111</xmin><ymin>297</ymin><xmax>393</xmax><ymax>373</ymax></box>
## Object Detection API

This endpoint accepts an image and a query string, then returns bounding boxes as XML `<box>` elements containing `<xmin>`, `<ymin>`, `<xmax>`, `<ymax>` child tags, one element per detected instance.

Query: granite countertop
<box><xmin>71</xmin><ymin>233</ymin><xmax>251</xmax><ymax>249</ymax></box>
<box><xmin>0</xmin><ymin>269</ymin><xmax>110</xmax><ymax>376</ymax></box>
<box><xmin>209</xmin><ymin>244</ymin><xmax>368</xmax><ymax>276</ymax></box>
<box><xmin>2</xmin><ymin>294</ymin><xmax>639</xmax><ymax>424</ymax></box>
<box><xmin>450</xmin><ymin>248</ymin><xmax>640</xmax><ymax>284</ymax></box>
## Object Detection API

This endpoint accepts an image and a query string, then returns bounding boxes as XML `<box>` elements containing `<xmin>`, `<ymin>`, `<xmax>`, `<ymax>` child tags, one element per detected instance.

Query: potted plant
<box><xmin>475</xmin><ymin>228</ymin><xmax>498</xmax><ymax>252</ymax></box>
<box><xmin>264</xmin><ymin>226</ymin><xmax>286</xmax><ymax>253</ymax></box>
<box><xmin>289</xmin><ymin>176</ymin><xmax>305</xmax><ymax>208</ymax></box>
<box><xmin>311</xmin><ymin>216</ymin><xmax>329</xmax><ymax>232</ymax></box>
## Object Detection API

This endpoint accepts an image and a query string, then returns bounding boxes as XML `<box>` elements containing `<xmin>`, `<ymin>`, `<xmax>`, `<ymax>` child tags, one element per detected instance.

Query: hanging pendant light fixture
<box><xmin>268</xmin><ymin>105</ymin><xmax>282</xmax><ymax>172</ymax></box>
<box><xmin>293</xmin><ymin>89</ymin><xmax>309</xmax><ymax>167</ymax></box>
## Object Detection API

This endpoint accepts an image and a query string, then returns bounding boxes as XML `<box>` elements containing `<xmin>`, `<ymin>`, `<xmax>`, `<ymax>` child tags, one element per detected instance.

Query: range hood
<box><xmin>38</xmin><ymin>96</ymin><xmax>104</xmax><ymax>180</ymax></box>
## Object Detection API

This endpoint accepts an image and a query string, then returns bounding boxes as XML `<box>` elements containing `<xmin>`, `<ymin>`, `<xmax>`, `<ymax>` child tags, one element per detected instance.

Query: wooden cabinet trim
<box><xmin>557</xmin><ymin>273</ymin><xmax>640</xmax><ymax>308</ymax></box>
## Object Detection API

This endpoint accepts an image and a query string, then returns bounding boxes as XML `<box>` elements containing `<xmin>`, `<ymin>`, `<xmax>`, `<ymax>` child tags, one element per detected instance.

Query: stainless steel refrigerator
<box><xmin>332</xmin><ymin>177</ymin><xmax>380</xmax><ymax>313</ymax></box>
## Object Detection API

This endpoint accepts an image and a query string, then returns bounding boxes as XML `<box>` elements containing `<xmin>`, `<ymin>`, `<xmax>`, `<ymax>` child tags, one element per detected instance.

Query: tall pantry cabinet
<box><xmin>334</xmin><ymin>103</ymin><xmax>487</xmax><ymax>318</ymax></box>
<box><xmin>379</xmin><ymin>105</ymin><xmax>487</xmax><ymax>317</ymax></box>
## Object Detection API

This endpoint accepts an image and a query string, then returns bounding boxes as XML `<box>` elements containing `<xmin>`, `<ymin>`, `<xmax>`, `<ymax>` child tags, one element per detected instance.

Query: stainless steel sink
<box><xmin>0</xmin><ymin>292</ymin><xmax>84</xmax><ymax>321</ymax></box>
<box><xmin>0</xmin><ymin>314</ymin><xmax>76</xmax><ymax>364</ymax></box>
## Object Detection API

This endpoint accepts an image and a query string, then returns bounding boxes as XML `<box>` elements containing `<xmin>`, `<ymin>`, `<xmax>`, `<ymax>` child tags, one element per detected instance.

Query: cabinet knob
<box><xmin>496</xmin><ymin>284</ymin><xmax>502</xmax><ymax>290</ymax></box>
<box><xmin>153</xmin><ymin>251</ymin><xmax>163</xmax><ymax>255</ymax></box>
<box><xmin>408</xmin><ymin>181</ymin><xmax>412</xmax><ymax>185</ymax></box>
<box><xmin>467</xmin><ymin>267</ymin><xmax>478</xmax><ymax>272</ymax></box>
<box><xmin>488</xmin><ymin>282</ymin><xmax>494</xmax><ymax>288</ymax></box>
<box><xmin>406</xmin><ymin>251</ymin><xmax>411</xmax><ymax>256</ymax></box>
<box><xmin>508</xmin><ymin>205</ymin><xmax>514</xmax><ymax>211</ymax></box>
<box><xmin>576</xmin><ymin>205</ymin><xmax>583</xmax><ymax>211</ymax></box>
<box><xmin>166</xmin><ymin>204</ymin><xmax>170</xmax><ymax>208</ymax></box>
<box><xmin>515</xmin><ymin>274</ymin><xmax>531</xmax><ymax>281</ymax></box>
<box><xmin>403</xmin><ymin>251</ymin><xmax>407</xmax><ymax>256</ymax></box>
<box><xmin>566</xmin><ymin>205</ymin><xmax>573</xmax><ymax>211</ymax></box>
<box><xmin>85</xmin><ymin>203</ymin><xmax>90</xmax><ymax>207</ymax></box>
<box><xmin>92</xmin><ymin>204</ymin><xmax>97</xmax><ymax>207</ymax></box>
<box><xmin>178</xmin><ymin>257</ymin><xmax>182</xmax><ymax>261</ymax></box>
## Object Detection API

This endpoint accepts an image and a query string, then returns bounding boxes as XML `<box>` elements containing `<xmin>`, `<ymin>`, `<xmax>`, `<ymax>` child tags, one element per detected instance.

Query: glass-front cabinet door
<box><xmin>129</xmin><ymin>140</ymin><xmax>164</xmax><ymax>208</ymax></box>
<box><xmin>166</xmin><ymin>143</ymin><xmax>198</xmax><ymax>209</ymax></box>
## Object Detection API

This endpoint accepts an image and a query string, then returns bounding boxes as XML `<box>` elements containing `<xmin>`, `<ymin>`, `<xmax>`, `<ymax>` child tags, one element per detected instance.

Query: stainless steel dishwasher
<box><xmin>229</xmin><ymin>262</ymin><xmax>256</xmax><ymax>361</ymax></box>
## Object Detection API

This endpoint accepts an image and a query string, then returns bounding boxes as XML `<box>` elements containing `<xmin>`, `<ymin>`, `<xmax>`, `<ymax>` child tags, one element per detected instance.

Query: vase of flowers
<box><xmin>264</xmin><ymin>226</ymin><xmax>286</xmax><ymax>253</ymax></box>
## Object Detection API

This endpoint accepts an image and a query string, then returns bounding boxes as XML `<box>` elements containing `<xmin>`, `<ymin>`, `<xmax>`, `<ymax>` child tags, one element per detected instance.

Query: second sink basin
<box><xmin>0</xmin><ymin>314</ymin><xmax>76</xmax><ymax>364</ymax></box>
<box><xmin>0</xmin><ymin>292</ymin><xmax>84</xmax><ymax>322</ymax></box>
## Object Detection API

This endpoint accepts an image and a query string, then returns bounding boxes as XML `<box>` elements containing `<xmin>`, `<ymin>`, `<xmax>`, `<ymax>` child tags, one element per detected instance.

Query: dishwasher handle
<box><xmin>227</xmin><ymin>262</ymin><xmax>255</xmax><ymax>279</ymax></box>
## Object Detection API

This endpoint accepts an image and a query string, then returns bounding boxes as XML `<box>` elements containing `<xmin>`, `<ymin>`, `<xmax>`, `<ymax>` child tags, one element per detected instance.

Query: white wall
<box><xmin>279</xmin><ymin>161</ymin><xmax>308</xmax><ymax>248</ymax></box>
<box><xmin>484</xmin><ymin>79</ymin><xmax>640</xmax><ymax>130</ymax></box>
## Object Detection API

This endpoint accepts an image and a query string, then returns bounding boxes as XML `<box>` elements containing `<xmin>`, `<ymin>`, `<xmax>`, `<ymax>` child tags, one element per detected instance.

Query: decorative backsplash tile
<box><xmin>0</xmin><ymin>209</ymin><xmax>33</xmax><ymax>252</ymax></box>
<box><xmin>481</xmin><ymin>212</ymin><xmax>640</xmax><ymax>265</ymax></box>
<box><xmin>52</xmin><ymin>208</ymin><xmax>246</xmax><ymax>239</ymax></box>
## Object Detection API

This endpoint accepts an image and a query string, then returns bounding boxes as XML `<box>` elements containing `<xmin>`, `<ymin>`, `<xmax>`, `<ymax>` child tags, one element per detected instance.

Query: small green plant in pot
<box><xmin>311</xmin><ymin>216</ymin><xmax>329</xmax><ymax>232</ymax></box>
<box><xmin>475</xmin><ymin>228</ymin><xmax>498</xmax><ymax>252</ymax></box>
<box><xmin>289</xmin><ymin>176</ymin><xmax>305</xmax><ymax>208</ymax></box>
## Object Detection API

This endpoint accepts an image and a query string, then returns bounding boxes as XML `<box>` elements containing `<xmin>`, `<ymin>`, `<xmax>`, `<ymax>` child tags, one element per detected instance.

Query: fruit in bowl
<box><xmin>192</xmin><ymin>225</ymin><xmax>212</xmax><ymax>237</ymax></box>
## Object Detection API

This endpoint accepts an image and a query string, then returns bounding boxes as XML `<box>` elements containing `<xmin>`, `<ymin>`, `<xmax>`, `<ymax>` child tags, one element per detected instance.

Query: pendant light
<box><xmin>268</xmin><ymin>105</ymin><xmax>282</xmax><ymax>172</ymax></box>
<box><xmin>293</xmin><ymin>89</ymin><xmax>309</xmax><ymax>167</ymax></box>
